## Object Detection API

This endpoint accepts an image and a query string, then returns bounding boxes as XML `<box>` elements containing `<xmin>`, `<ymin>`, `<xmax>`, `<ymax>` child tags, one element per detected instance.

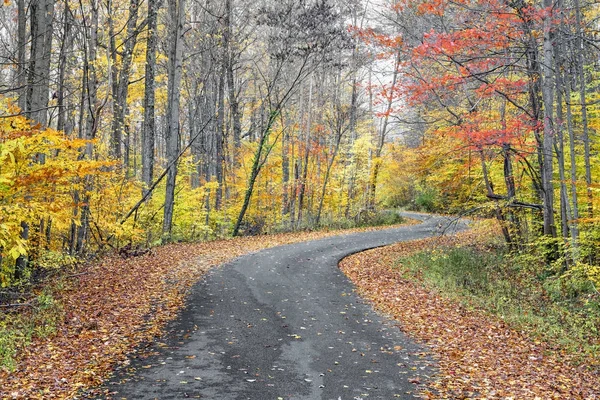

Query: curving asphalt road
<box><xmin>94</xmin><ymin>213</ymin><xmax>466</xmax><ymax>400</ymax></box>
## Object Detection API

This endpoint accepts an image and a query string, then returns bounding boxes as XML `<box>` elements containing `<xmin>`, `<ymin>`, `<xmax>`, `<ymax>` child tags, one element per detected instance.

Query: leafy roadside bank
<box><xmin>0</xmin><ymin>221</ymin><xmax>412</xmax><ymax>400</ymax></box>
<box><xmin>339</xmin><ymin>224</ymin><xmax>600</xmax><ymax>399</ymax></box>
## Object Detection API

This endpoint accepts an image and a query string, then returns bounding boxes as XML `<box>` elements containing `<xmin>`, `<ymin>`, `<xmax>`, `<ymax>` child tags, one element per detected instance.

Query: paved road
<box><xmin>95</xmin><ymin>213</ymin><xmax>465</xmax><ymax>400</ymax></box>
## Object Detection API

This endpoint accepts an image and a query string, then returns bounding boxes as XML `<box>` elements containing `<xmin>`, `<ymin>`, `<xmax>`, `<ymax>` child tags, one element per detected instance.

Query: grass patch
<box><xmin>0</xmin><ymin>287</ymin><xmax>64</xmax><ymax>371</ymax></box>
<box><xmin>318</xmin><ymin>210</ymin><xmax>407</xmax><ymax>230</ymax></box>
<box><xmin>398</xmin><ymin>244</ymin><xmax>600</xmax><ymax>364</ymax></box>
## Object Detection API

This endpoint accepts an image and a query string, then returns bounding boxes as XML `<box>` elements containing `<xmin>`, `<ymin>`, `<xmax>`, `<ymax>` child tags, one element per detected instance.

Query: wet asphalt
<box><xmin>92</xmin><ymin>213</ymin><xmax>466</xmax><ymax>400</ymax></box>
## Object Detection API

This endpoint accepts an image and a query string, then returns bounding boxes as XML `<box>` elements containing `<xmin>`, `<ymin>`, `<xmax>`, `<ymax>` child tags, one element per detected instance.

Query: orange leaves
<box><xmin>0</xmin><ymin>224</ymin><xmax>410</xmax><ymax>398</ymax></box>
<box><xmin>340</xmin><ymin>232</ymin><xmax>600</xmax><ymax>399</ymax></box>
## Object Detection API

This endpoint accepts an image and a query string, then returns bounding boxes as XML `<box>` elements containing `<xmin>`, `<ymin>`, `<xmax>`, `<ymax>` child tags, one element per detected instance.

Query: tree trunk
<box><xmin>163</xmin><ymin>0</ymin><xmax>185</xmax><ymax>238</ymax></box>
<box><xmin>296</xmin><ymin>76</ymin><xmax>313</xmax><ymax>228</ymax></box>
<box><xmin>480</xmin><ymin>151</ymin><xmax>512</xmax><ymax>245</ymax></box>
<box><xmin>142</xmin><ymin>0</ymin><xmax>159</xmax><ymax>193</ymax></box>
<box><xmin>110</xmin><ymin>0</ymin><xmax>140</xmax><ymax>165</ymax></box>
<box><xmin>232</xmin><ymin>112</ymin><xmax>278</xmax><ymax>236</ymax></box>
<box><xmin>16</xmin><ymin>0</ymin><xmax>27</xmax><ymax>111</ymax></box>
<box><xmin>56</xmin><ymin>3</ymin><xmax>72</xmax><ymax>133</ymax></box>
<box><xmin>76</xmin><ymin>0</ymin><xmax>99</xmax><ymax>254</ymax></box>
<box><xmin>215</xmin><ymin>61</ymin><xmax>225</xmax><ymax>210</ymax></box>
<box><xmin>369</xmin><ymin>49</ymin><xmax>400</xmax><ymax>209</ymax></box>
<box><xmin>281</xmin><ymin>113</ymin><xmax>290</xmax><ymax>217</ymax></box>
<box><xmin>316</xmin><ymin>131</ymin><xmax>343</xmax><ymax>226</ymax></box>
<box><xmin>562</xmin><ymin>46</ymin><xmax>581</xmax><ymax>251</ymax></box>
<box><xmin>17</xmin><ymin>0</ymin><xmax>55</xmax><ymax>274</ymax></box>
<box><xmin>540</xmin><ymin>0</ymin><xmax>556</xmax><ymax>237</ymax></box>
<box><xmin>574</xmin><ymin>0</ymin><xmax>593</xmax><ymax>218</ymax></box>
<box><xmin>553</xmin><ymin>34</ymin><xmax>574</xmax><ymax>248</ymax></box>
<box><xmin>26</xmin><ymin>0</ymin><xmax>54</xmax><ymax>128</ymax></box>
<box><xmin>225</xmin><ymin>0</ymin><xmax>241</xmax><ymax>162</ymax></box>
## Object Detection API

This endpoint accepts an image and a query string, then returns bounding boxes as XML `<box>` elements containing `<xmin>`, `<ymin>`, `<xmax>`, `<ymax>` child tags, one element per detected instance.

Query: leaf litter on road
<box><xmin>0</xmin><ymin>224</ymin><xmax>409</xmax><ymax>399</ymax></box>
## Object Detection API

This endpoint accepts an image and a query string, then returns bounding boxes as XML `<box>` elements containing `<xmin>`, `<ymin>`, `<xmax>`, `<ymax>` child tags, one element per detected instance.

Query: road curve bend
<box><xmin>97</xmin><ymin>213</ymin><xmax>466</xmax><ymax>400</ymax></box>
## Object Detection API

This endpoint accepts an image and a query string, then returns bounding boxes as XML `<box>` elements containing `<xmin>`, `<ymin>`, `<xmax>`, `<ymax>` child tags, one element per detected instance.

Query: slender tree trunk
<box><xmin>163</xmin><ymin>0</ymin><xmax>185</xmax><ymax>237</ymax></box>
<box><xmin>232</xmin><ymin>112</ymin><xmax>277</xmax><ymax>236</ymax></box>
<box><xmin>109</xmin><ymin>0</ymin><xmax>140</xmax><ymax>165</ymax></box>
<box><xmin>215</xmin><ymin>62</ymin><xmax>225</xmax><ymax>210</ymax></box>
<box><xmin>480</xmin><ymin>151</ymin><xmax>512</xmax><ymax>244</ymax></box>
<box><xmin>17</xmin><ymin>0</ymin><xmax>27</xmax><ymax>111</ymax></box>
<box><xmin>225</xmin><ymin>0</ymin><xmax>241</xmax><ymax>162</ymax></box>
<box><xmin>56</xmin><ymin>3</ymin><xmax>71</xmax><ymax>133</ymax></box>
<box><xmin>563</xmin><ymin>48</ymin><xmax>581</xmax><ymax>249</ymax></box>
<box><xmin>76</xmin><ymin>0</ymin><xmax>99</xmax><ymax>254</ymax></box>
<box><xmin>281</xmin><ymin>113</ymin><xmax>290</xmax><ymax>217</ymax></box>
<box><xmin>574</xmin><ymin>0</ymin><xmax>593</xmax><ymax>217</ymax></box>
<box><xmin>297</xmin><ymin>76</ymin><xmax>313</xmax><ymax>228</ymax></box>
<box><xmin>369</xmin><ymin>49</ymin><xmax>400</xmax><ymax>209</ymax></box>
<box><xmin>554</xmin><ymin>35</ymin><xmax>574</xmax><ymax>247</ymax></box>
<box><xmin>17</xmin><ymin>0</ymin><xmax>55</xmax><ymax>274</ymax></box>
<box><xmin>316</xmin><ymin>132</ymin><xmax>343</xmax><ymax>225</ymax></box>
<box><xmin>540</xmin><ymin>0</ymin><xmax>556</xmax><ymax>237</ymax></box>
<box><xmin>142</xmin><ymin>0</ymin><xmax>159</xmax><ymax>193</ymax></box>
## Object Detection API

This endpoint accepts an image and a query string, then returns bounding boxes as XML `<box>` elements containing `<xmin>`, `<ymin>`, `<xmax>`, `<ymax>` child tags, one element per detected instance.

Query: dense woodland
<box><xmin>0</xmin><ymin>0</ymin><xmax>599</xmax><ymax>291</ymax></box>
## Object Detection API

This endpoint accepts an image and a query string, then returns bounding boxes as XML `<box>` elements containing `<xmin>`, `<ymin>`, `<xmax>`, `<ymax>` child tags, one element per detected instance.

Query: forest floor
<box><xmin>340</xmin><ymin>227</ymin><xmax>600</xmax><ymax>399</ymax></box>
<box><xmin>0</xmin><ymin>222</ymin><xmax>417</xmax><ymax>399</ymax></box>
<box><xmin>2</xmin><ymin>217</ymin><xmax>598</xmax><ymax>399</ymax></box>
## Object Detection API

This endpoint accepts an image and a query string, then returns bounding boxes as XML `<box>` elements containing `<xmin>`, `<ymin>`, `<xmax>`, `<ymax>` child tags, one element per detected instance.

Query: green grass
<box><xmin>0</xmin><ymin>288</ymin><xmax>64</xmax><ymax>371</ymax></box>
<box><xmin>398</xmin><ymin>245</ymin><xmax>600</xmax><ymax>364</ymax></box>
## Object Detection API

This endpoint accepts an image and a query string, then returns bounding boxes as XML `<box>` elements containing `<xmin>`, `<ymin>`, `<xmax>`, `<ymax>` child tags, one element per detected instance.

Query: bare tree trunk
<box><xmin>296</xmin><ymin>75</ymin><xmax>313</xmax><ymax>228</ymax></box>
<box><xmin>574</xmin><ymin>0</ymin><xmax>593</xmax><ymax>218</ymax></box>
<box><xmin>369</xmin><ymin>49</ymin><xmax>400</xmax><ymax>209</ymax></box>
<box><xmin>553</xmin><ymin>35</ymin><xmax>573</xmax><ymax>247</ymax></box>
<box><xmin>215</xmin><ymin>62</ymin><xmax>225</xmax><ymax>210</ymax></box>
<box><xmin>480</xmin><ymin>151</ymin><xmax>512</xmax><ymax>244</ymax></box>
<box><xmin>540</xmin><ymin>0</ymin><xmax>556</xmax><ymax>237</ymax></box>
<box><xmin>142</xmin><ymin>0</ymin><xmax>159</xmax><ymax>193</ymax></box>
<box><xmin>225</xmin><ymin>0</ymin><xmax>241</xmax><ymax>161</ymax></box>
<box><xmin>281</xmin><ymin>112</ymin><xmax>290</xmax><ymax>217</ymax></box>
<box><xmin>56</xmin><ymin>2</ymin><xmax>72</xmax><ymax>133</ymax></box>
<box><xmin>17</xmin><ymin>0</ymin><xmax>55</xmax><ymax>276</ymax></box>
<box><xmin>109</xmin><ymin>0</ymin><xmax>140</xmax><ymax>166</ymax></box>
<box><xmin>26</xmin><ymin>0</ymin><xmax>54</xmax><ymax>128</ymax></box>
<box><xmin>316</xmin><ymin>130</ymin><xmax>343</xmax><ymax>226</ymax></box>
<box><xmin>562</xmin><ymin>47</ymin><xmax>581</xmax><ymax>251</ymax></box>
<box><xmin>163</xmin><ymin>0</ymin><xmax>185</xmax><ymax>238</ymax></box>
<box><xmin>76</xmin><ymin>0</ymin><xmax>99</xmax><ymax>254</ymax></box>
<box><xmin>17</xmin><ymin>0</ymin><xmax>27</xmax><ymax>111</ymax></box>
<box><xmin>232</xmin><ymin>112</ymin><xmax>278</xmax><ymax>236</ymax></box>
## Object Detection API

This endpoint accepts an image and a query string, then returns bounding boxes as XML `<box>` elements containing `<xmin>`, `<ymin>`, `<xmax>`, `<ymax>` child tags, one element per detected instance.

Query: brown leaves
<box><xmin>0</xmin><ymin>224</ymin><xmax>407</xmax><ymax>399</ymax></box>
<box><xmin>339</xmin><ymin>231</ymin><xmax>600</xmax><ymax>399</ymax></box>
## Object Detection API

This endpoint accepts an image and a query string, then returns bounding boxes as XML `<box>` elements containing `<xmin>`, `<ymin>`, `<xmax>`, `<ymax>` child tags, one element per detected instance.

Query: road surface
<box><xmin>94</xmin><ymin>213</ymin><xmax>465</xmax><ymax>399</ymax></box>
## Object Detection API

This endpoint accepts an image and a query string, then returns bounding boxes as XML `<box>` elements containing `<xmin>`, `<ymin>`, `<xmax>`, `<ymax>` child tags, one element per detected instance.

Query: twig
<box><xmin>66</xmin><ymin>272</ymin><xmax>89</xmax><ymax>278</ymax></box>
<box><xmin>0</xmin><ymin>301</ymin><xmax>35</xmax><ymax>308</ymax></box>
